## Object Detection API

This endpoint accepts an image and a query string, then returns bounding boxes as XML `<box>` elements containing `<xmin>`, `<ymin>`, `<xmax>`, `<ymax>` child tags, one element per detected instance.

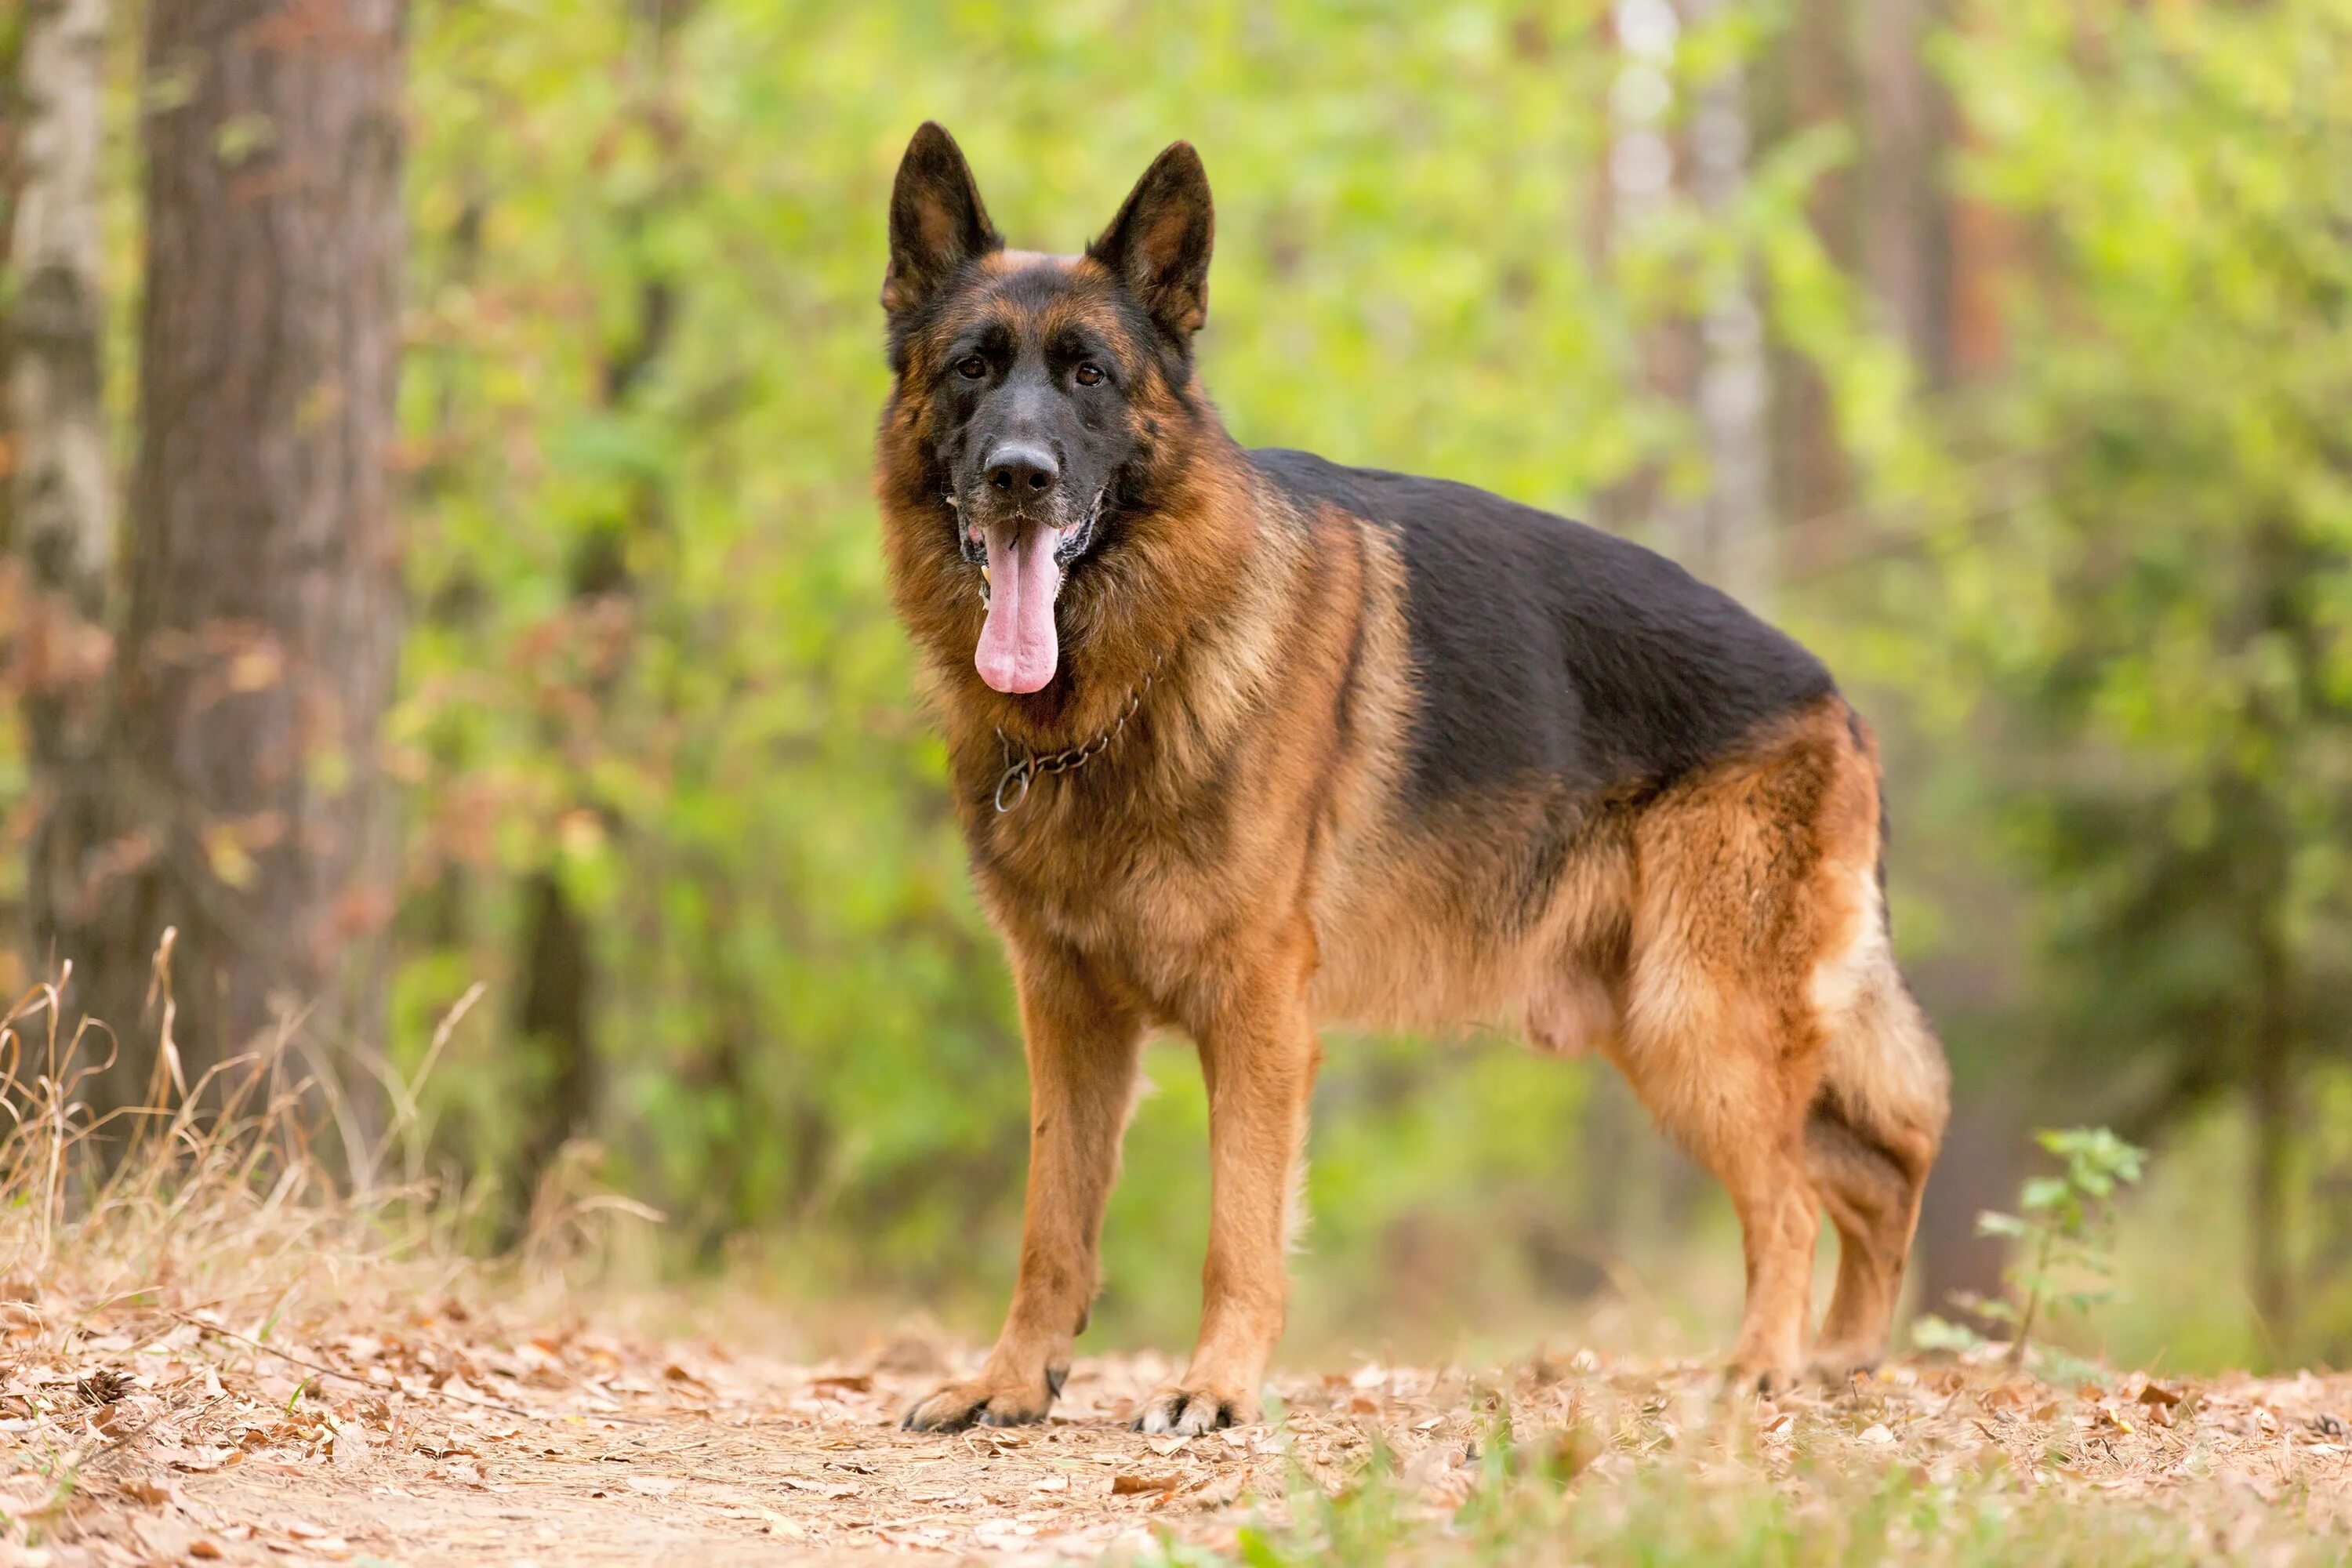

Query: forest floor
<box><xmin>4</xmin><ymin>1021</ymin><xmax>2349</xmax><ymax>1566</ymax></box>
<box><xmin>8</xmin><ymin>1292</ymin><xmax>2352</xmax><ymax>1566</ymax></box>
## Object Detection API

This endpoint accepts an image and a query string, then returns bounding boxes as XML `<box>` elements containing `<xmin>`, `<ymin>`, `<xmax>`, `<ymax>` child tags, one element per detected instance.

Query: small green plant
<box><xmin>1915</xmin><ymin>1127</ymin><xmax>2147</xmax><ymax>1370</ymax></box>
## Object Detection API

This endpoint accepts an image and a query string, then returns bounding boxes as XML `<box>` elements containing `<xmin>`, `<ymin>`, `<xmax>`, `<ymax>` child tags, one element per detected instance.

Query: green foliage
<box><xmin>1928</xmin><ymin>0</ymin><xmax>2352</xmax><ymax>1091</ymax></box>
<box><xmin>387</xmin><ymin>0</ymin><xmax>1872</xmax><ymax>1339</ymax></box>
<box><xmin>1910</xmin><ymin>0</ymin><xmax>2352</xmax><ymax>1356</ymax></box>
<box><xmin>16</xmin><ymin>0</ymin><xmax>2352</xmax><ymax>1365</ymax></box>
<box><xmin>1918</xmin><ymin>1127</ymin><xmax>2147</xmax><ymax>1370</ymax></box>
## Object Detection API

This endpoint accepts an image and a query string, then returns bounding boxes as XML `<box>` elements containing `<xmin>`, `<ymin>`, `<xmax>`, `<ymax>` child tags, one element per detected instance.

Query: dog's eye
<box><xmin>1074</xmin><ymin>362</ymin><xmax>1105</xmax><ymax>387</ymax></box>
<box><xmin>956</xmin><ymin>354</ymin><xmax>989</xmax><ymax>380</ymax></box>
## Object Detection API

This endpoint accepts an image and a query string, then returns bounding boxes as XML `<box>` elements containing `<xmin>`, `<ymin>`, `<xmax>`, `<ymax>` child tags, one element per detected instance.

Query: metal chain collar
<box><xmin>992</xmin><ymin>653</ymin><xmax>1163</xmax><ymax>814</ymax></box>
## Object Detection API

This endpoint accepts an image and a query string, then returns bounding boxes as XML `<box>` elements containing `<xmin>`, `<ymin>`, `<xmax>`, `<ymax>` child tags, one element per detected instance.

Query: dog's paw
<box><xmin>1722</xmin><ymin>1357</ymin><xmax>1802</xmax><ymax>1398</ymax></box>
<box><xmin>1131</xmin><ymin>1381</ymin><xmax>1258</xmax><ymax>1436</ymax></box>
<box><xmin>901</xmin><ymin>1372</ymin><xmax>1059</xmax><ymax>1433</ymax></box>
<box><xmin>1806</xmin><ymin>1342</ymin><xmax>1884</xmax><ymax>1388</ymax></box>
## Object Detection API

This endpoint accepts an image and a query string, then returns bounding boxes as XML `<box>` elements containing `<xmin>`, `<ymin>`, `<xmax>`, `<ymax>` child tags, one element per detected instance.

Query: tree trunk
<box><xmin>8</xmin><ymin>0</ymin><xmax>116</xmax><ymax>996</ymax></box>
<box><xmin>2244</xmin><ymin>803</ymin><xmax>2298</xmax><ymax>1359</ymax></box>
<box><xmin>508</xmin><ymin>868</ymin><xmax>597</xmax><ymax>1236</ymax></box>
<box><xmin>1912</xmin><ymin>1091</ymin><xmax>2024</xmax><ymax>1330</ymax></box>
<box><xmin>89</xmin><ymin>0</ymin><xmax>407</xmax><ymax>1127</ymax></box>
<box><xmin>2243</xmin><ymin>521</ymin><xmax>2312</xmax><ymax>1359</ymax></box>
<box><xmin>1860</xmin><ymin>0</ymin><xmax>1951</xmax><ymax>383</ymax></box>
<box><xmin>1686</xmin><ymin>0</ymin><xmax>1772</xmax><ymax>608</ymax></box>
<box><xmin>1766</xmin><ymin>0</ymin><xmax>1853</xmax><ymax>545</ymax></box>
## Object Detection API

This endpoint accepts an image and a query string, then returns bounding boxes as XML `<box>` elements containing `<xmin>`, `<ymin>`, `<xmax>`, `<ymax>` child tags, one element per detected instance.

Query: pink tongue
<box><xmin>975</xmin><ymin>521</ymin><xmax>1063</xmax><ymax>694</ymax></box>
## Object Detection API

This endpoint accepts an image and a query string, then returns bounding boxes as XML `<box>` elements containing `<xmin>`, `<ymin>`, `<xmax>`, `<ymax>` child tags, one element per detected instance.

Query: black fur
<box><xmin>1087</xmin><ymin>141</ymin><xmax>1215</xmax><ymax>348</ymax></box>
<box><xmin>883</xmin><ymin>122</ymin><xmax>1003</xmax><ymax>355</ymax></box>
<box><xmin>923</xmin><ymin>267</ymin><xmax>1145</xmax><ymax>566</ymax></box>
<box><xmin>1250</xmin><ymin>449</ymin><xmax>1835</xmax><ymax>806</ymax></box>
<box><xmin>879</xmin><ymin>121</ymin><xmax>1220</xmax><ymax>604</ymax></box>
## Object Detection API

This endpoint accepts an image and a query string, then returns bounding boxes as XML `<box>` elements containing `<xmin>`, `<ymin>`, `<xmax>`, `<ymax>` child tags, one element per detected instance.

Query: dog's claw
<box><xmin>902</xmin><ymin>1377</ymin><xmax>1055</xmax><ymax>1433</ymax></box>
<box><xmin>1722</xmin><ymin>1359</ymin><xmax>1802</xmax><ymax>1399</ymax></box>
<box><xmin>1806</xmin><ymin>1343</ymin><xmax>1884</xmax><ymax>1387</ymax></box>
<box><xmin>1131</xmin><ymin>1384</ymin><xmax>1255</xmax><ymax>1436</ymax></box>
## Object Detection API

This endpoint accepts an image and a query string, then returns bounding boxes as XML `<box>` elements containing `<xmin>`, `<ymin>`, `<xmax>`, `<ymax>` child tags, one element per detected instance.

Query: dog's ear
<box><xmin>883</xmin><ymin>122</ymin><xmax>1001</xmax><ymax>317</ymax></box>
<box><xmin>1090</xmin><ymin>141</ymin><xmax>1214</xmax><ymax>342</ymax></box>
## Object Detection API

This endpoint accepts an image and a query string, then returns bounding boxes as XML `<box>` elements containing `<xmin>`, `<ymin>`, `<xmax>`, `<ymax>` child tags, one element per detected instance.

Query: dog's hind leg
<box><xmin>1612</xmin><ymin>699</ymin><xmax>1926</xmax><ymax>1392</ymax></box>
<box><xmin>1612</xmin><ymin>978</ymin><xmax>1822</xmax><ymax>1392</ymax></box>
<box><xmin>1805</xmin><ymin>955</ymin><xmax>1947</xmax><ymax>1378</ymax></box>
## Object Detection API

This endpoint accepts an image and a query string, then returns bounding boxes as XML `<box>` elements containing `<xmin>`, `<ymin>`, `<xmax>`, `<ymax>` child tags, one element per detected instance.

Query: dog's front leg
<box><xmin>903</xmin><ymin>942</ymin><xmax>1143</xmax><ymax>1432</ymax></box>
<box><xmin>1134</xmin><ymin>955</ymin><xmax>1319</xmax><ymax>1435</ymax></box>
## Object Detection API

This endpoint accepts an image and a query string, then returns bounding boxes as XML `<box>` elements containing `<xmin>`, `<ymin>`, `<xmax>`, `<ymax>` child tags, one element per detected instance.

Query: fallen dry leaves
<box><xmin>5</xmin><ymin>1294</ymin><xmax>2352</xmax><ymax>1566</ymax></box>
<box><xmin>1</xmin><ymin>982</ymin><xmax>2344</xmax><ymax>1563</ymax></box>
<box><xmin>5</xmin><ymin>963</ymin><xmax>2348</xmax><ymax>1566</ymax></box>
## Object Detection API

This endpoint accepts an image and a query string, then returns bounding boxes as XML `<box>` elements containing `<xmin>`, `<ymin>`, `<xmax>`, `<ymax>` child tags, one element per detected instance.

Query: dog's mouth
<box><xmin>957</xmin><ymin>493</ymin><xmax>1104</xmax><ymax>695</ymax></box>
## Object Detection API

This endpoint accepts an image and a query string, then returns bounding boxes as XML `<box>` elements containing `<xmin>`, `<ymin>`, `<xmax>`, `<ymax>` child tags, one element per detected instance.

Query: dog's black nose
<box><xmin>985</xmin><ymin>443</ymin><xmax>1059</xmax><ymax>495</ymax></box>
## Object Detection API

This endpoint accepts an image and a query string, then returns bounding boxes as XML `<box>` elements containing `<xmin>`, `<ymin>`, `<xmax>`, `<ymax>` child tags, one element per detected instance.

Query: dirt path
<box><xmin>11</xmin><ymin>1300</ymin><xmax>2352</xmax><ymax>1565</ymax></box>
<box><xmin>158</xmin><ymin>1346</ymin><xmax>1279</xmax><ymax>1564</ymax></box>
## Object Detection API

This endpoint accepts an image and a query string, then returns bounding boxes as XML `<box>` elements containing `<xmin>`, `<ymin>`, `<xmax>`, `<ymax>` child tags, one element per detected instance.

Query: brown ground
<box><xmin>8</xmin><ymin>1293</ymin><xmax>2352</xmax><ymax>1566</ymax></box>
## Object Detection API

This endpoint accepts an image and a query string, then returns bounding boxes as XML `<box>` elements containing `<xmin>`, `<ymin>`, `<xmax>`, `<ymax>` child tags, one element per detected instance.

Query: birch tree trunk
<box><xmin>8</xmin><ymin>0</ymin><xmax>116</xmax><ymax>996</ymax></box>
<box><xmin>1686</xmin><ymin>0</ymin><xmax>1771</xmax><ymax>609</ymax></box>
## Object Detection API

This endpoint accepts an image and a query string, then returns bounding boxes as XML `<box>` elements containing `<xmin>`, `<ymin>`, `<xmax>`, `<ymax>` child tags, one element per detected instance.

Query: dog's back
<box><xmin>1254</xmin><ymin>447</ymin><xmax>1836</xmax><ymax>805</ymax></box>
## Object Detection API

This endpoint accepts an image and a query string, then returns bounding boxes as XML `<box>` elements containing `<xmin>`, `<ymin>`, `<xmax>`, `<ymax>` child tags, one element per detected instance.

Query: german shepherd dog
<box><xmin>876</xmin><ymin>124</ymin><xmax>1949</xmax><ymax>1435</ymax></box>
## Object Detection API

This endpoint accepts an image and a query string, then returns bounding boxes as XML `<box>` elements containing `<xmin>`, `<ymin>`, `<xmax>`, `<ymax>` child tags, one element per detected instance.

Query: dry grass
<box><xmin>4</xmin><ymin>964</ymin><xmax>2351</xmax><ymax>1566</ymax></box>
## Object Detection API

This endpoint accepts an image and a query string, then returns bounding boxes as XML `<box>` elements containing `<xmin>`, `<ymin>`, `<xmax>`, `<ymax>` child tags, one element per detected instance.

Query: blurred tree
<box><xmin>1859</xmin><ymin>0</ymin><xmax>1947</xmax><ymax>384</ymax></box>
<box><xmin>0</xmin><ymin>4</ymin><xmax>24</xmax><ymax>535</ymax></box>
<box><xmin>5</xmin><ymin>0</ymin><xmax>114</xmax><ymax>1011</ymax></box>
<box><xmin>1932</xmin><ymin>0</ymin><xmax>2352</xmax><ymax>1356</ymax></box>
<box><xmin>1765</xmin><ymin>0</ymin><xmax>1855</xmax><ymax>534</ymax></box>
<box><xmin>0</xmin><ymin>5</ymin><xmax>17</xmax><ymax>236</ymax></box>
<box><xmin>1685</xmin><ymin>0</ymin><xmax>1772</xmax><ymax>607</ymax></box>
<box><xmin>49</xmin><ymin>0</ymin><xmax>412</xmax><ymax>1126</ymax></box>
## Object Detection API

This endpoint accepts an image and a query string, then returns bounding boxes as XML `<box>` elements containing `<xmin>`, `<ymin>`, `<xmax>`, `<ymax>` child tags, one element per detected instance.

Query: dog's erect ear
<box><xmin>884</xmin><ymin>122</ymin><xmax>1001</xmax><ymax>317</ymax></box>
<box><xmin>1090</xmin><ymin>142</ymin><xmax>1214</xmax><ymax>341</ymax></box>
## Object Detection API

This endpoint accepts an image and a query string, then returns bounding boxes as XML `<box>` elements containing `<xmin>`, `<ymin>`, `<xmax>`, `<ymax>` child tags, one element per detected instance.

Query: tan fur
<box><xmin>884</xmin><ymin>256</ymin><xmax>1947</xmax><ymax>1432</ymax></box>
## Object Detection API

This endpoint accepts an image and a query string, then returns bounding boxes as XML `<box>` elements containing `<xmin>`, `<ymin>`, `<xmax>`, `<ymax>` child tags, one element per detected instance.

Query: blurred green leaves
<box><xmin>391</xmin><ymin>0</ymin><xmax>1838</xmax><ymax>1330</ymax></box>
<box><xmin>369</xmin><ymin>0</ymin><xmax>2352</xmax><ymax>1358</ymax></box>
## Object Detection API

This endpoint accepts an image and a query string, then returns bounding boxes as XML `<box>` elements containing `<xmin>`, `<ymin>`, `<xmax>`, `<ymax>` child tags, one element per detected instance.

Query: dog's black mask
<box><xmin>882</xmin><ymin>122</ymin><xmax>1214</xmax><ymax>695</ymax></box>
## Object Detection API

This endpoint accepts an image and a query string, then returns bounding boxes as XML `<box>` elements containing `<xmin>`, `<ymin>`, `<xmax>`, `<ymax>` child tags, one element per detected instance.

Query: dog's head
<box><xmin>879</xmin><ymin>122</ymin><xmax>1214</xmax><ymax>695</ymax></box>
